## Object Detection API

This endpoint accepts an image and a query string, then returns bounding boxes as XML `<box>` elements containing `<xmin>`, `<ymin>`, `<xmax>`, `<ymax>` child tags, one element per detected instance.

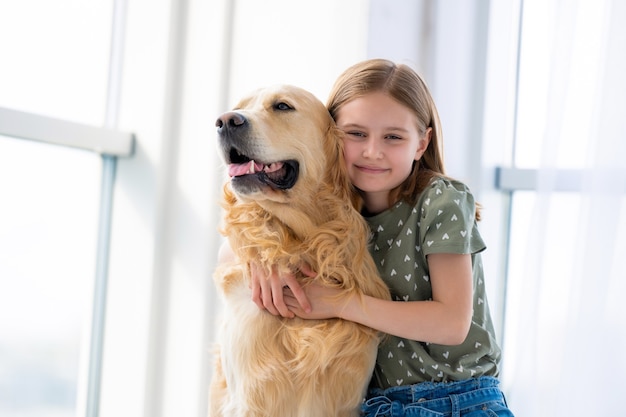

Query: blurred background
<box><xmin>0</xmin><ymin>0</ymin><xmax>624</xmax><ymax>416</ymax></box>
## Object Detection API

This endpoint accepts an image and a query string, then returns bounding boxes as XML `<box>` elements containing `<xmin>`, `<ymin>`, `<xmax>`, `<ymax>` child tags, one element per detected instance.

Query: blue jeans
<box><xmin>361</xmin><ymin>377</ymin><xmax>514</xmax><ymax>417</ymax></box>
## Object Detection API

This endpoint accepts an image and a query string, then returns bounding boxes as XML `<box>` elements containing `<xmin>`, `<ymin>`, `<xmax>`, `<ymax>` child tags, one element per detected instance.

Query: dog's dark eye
<box><xmin>274</xmin><ymin>102</ymin><xmax>294</xmax><ymax>111</ymax></box>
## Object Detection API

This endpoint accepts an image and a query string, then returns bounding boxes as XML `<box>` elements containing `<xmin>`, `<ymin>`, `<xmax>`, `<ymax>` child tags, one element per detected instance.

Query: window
<box><xmin>488</xmin><ymin>0</ymin><xmax>626</xmax><ymax>415</ymax></box>
<box><xmin>0</xmin><ymin>2</ymin><xmax>132</xmax><ymax>416</ymax></box>
<box><xmin>0</xmin><ymin>136</ymin><xmax>101</xmax><ymax>417</ymax></box>
<box><xmin>0</xmin><ymin>1</ymin><xmax>112</xmax><ymax>124</ymax></box>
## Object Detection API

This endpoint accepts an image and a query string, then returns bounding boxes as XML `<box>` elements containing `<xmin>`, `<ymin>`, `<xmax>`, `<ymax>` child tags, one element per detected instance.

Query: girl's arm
<box><xmin>284</xmin><ymin>253</ymin><xmax>474</xmax><ymax>345</ymax></box>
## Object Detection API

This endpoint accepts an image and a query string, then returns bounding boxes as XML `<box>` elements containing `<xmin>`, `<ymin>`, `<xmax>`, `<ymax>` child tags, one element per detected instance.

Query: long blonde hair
<box><xmin>327</xmin><ymin>59</ymin><xmax>481</xmax><ymax>219</ymax></box>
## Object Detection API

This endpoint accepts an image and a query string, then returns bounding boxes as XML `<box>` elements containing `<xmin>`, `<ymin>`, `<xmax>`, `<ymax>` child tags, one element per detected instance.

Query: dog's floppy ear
<box><xmin>324</xmin><ymin>121</ymin><xmax>363</xmax><ymax>212</ymax></box>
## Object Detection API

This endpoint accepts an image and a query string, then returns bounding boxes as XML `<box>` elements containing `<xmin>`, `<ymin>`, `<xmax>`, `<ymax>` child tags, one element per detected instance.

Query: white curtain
<box><xmin>502</xmin><ymin>0</ymin><xmax>626</xmax><ymax>415</ymax></box>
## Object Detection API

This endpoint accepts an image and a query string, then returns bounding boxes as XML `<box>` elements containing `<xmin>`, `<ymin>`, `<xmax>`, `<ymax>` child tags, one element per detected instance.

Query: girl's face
<box><xmin>335</xmin><ymin>91</ymin><xmax>430</xmax><ymax>214</ymax></box>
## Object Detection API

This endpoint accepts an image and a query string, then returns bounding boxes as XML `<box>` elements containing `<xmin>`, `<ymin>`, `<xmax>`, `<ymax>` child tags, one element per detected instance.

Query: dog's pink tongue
<box><xmin>228</xmin><ymin>160</ymin><xmax>263</xmax><ymax>177</ymax></box>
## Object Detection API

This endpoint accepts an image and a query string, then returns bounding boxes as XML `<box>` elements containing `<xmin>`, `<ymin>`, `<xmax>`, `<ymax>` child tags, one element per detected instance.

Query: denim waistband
<box><xmin>368</xmin><ymin>376</ymin><xmax>500</xmax><ymax>403</ymax></box>
<box><xmin>363</xmin><ymin>377</ymin><xmax>505</xmax><ymax>416</ymax></box>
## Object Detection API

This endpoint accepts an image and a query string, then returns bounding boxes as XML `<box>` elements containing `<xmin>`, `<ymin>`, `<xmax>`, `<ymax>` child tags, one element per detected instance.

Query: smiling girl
<box><xmin>252</xmin><ymin>59</ymin><xmax>514</xmax><ymax>416</ymax></box>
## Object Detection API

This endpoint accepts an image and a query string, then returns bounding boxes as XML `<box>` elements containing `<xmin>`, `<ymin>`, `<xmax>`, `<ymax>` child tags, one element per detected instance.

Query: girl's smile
<box><xmin>354</xmin><ymin>164</ymin><xmax>389</xmax><ymax>174</ymax></box>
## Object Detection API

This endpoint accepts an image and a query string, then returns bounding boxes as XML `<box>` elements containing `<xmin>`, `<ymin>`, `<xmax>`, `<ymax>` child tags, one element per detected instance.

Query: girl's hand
<box><xmin>250</xmin><ymin>262</ymin><xmax>314</xmax><ymax>318</ymax></box>
<box><xmin>283</xmin><ymin>283</ymin><xmax>349</xmax><ymax>320</ymax></box>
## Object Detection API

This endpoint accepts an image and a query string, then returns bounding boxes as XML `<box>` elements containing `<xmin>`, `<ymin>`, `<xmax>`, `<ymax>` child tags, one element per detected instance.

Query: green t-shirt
<box><xmin>364</xmin><ymin>177</ymin><xmax>501</xmax><ymax>389</ymax></box>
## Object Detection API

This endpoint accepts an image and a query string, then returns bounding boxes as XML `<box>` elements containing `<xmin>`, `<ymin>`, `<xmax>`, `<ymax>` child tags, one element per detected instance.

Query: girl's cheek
<box><xmin>343</xmin><ymin>143</ymin><xmax>360</xmax><ymax>161</ymax></box>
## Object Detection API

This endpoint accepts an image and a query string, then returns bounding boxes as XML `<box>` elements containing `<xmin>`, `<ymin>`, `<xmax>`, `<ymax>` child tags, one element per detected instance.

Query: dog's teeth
<box><xmin>248</xmin><ymin>160</ymin><xmax>255</xmax><ymax>174</ymax></box>
<box><xmin>264</xmin><ymin>162</ymin><xmax>283</xmax><ymax>173</ymax></box>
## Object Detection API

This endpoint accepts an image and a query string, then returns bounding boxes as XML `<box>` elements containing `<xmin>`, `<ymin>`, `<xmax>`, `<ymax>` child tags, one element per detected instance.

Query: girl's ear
<box><xmin>415</xmin><ymin>127</ymin><xmax>432</xmax><ymax>161</ymax></box>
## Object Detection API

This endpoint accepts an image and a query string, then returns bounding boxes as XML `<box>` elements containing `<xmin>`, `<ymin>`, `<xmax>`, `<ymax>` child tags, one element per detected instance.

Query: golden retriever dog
<box><xmin>209</xmin><ymin>85</ymin><xmax>390</xmax><ymax>417</ymax></box>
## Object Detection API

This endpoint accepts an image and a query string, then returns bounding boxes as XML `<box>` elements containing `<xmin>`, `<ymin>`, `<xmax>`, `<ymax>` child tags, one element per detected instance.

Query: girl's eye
<box><xmin>385</xmin><ymin>134</ymin><xmax>402</xmax><ymax>140</ymax></box>
<box><xmin>347</xmin><ymin>131</ymin><xmax>365</xmax><ymax>137</ymax></box>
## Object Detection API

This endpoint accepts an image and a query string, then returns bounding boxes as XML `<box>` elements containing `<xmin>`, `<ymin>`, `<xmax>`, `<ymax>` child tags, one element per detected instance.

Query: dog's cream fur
<box><xmin>209</xmin><ymin>85</ymin><xmax>390</xmax><ymax>417</ymax></box>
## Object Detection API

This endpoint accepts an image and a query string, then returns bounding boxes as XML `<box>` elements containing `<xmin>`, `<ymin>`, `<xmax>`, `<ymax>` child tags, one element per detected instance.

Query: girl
<box><xmin>250</xmin><ymin>59</ymin><xmax>514</xmax><ymax>416</ymax></box>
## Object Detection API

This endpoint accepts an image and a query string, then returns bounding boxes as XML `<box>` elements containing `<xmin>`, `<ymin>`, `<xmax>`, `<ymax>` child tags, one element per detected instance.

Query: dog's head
<box><xmin>216</xmin><ymin>85</ymin><xmax>344</xmax><ymax>206</ymax></box>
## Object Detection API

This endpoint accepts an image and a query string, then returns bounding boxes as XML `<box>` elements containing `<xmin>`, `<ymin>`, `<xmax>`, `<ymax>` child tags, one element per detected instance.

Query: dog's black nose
<box><xmin>216</xmin><ymin>111</ymin><xmax>247</xmax><ymax>133</ymax></box>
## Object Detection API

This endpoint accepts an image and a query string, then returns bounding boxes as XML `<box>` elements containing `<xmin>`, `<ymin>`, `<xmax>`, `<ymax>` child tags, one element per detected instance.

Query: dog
<box><xmin>209</xmin><ymin>85</ymin><xmax>390</xmax><ymax>417</ymax></box>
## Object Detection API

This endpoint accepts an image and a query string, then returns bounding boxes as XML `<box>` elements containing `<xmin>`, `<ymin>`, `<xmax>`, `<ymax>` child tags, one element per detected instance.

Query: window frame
<box><xmin>0</xmin><ymin>112</ymin><xmax>134</xmax><ymax>417</ymax></box>
<box><xmin>0</xmin><ymin>107</ymin><xmax>134</xmax><ymax>157</ymax></box>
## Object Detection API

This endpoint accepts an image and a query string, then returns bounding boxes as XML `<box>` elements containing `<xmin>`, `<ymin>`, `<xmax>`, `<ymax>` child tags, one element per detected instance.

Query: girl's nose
<box><xmin>362</xmin><ymin>138</ymin><xmax>382</xmax><ymax>159</ymax></box>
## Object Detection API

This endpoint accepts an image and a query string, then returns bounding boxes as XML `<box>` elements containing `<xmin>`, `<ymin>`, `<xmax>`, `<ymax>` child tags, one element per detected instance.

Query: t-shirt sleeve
<box><xmin>418</xmin><ymin>179</ymin><xmax>486</xmax><ymax>256</ymax></box>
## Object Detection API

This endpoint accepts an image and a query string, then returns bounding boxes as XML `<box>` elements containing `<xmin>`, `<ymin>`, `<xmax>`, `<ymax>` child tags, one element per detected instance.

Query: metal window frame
<box><xmin>0</xmin><ymin>116</ymin><xmax>132</xmax><ymax>417</ymax></box>
<box><xmin>0</xmin><ymin>114</ymin><xmax>133</xmax><ymax>417</ymax></box>
<box><xmin>0</xmin><ymin>107</ymin><xmax>134</xmax><ymax>157</ymax></box>
<box><xmin>495</xmin><ymin>167</ymin><xmax>584</xmax><ymax>192</ymax></box>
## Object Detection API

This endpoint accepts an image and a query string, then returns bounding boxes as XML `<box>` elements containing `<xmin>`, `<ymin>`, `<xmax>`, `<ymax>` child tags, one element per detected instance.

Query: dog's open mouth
<box><xmin>227</xmin><ymin>148</ymin><xmax>299</xmax><ymax>191</ymax></box>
